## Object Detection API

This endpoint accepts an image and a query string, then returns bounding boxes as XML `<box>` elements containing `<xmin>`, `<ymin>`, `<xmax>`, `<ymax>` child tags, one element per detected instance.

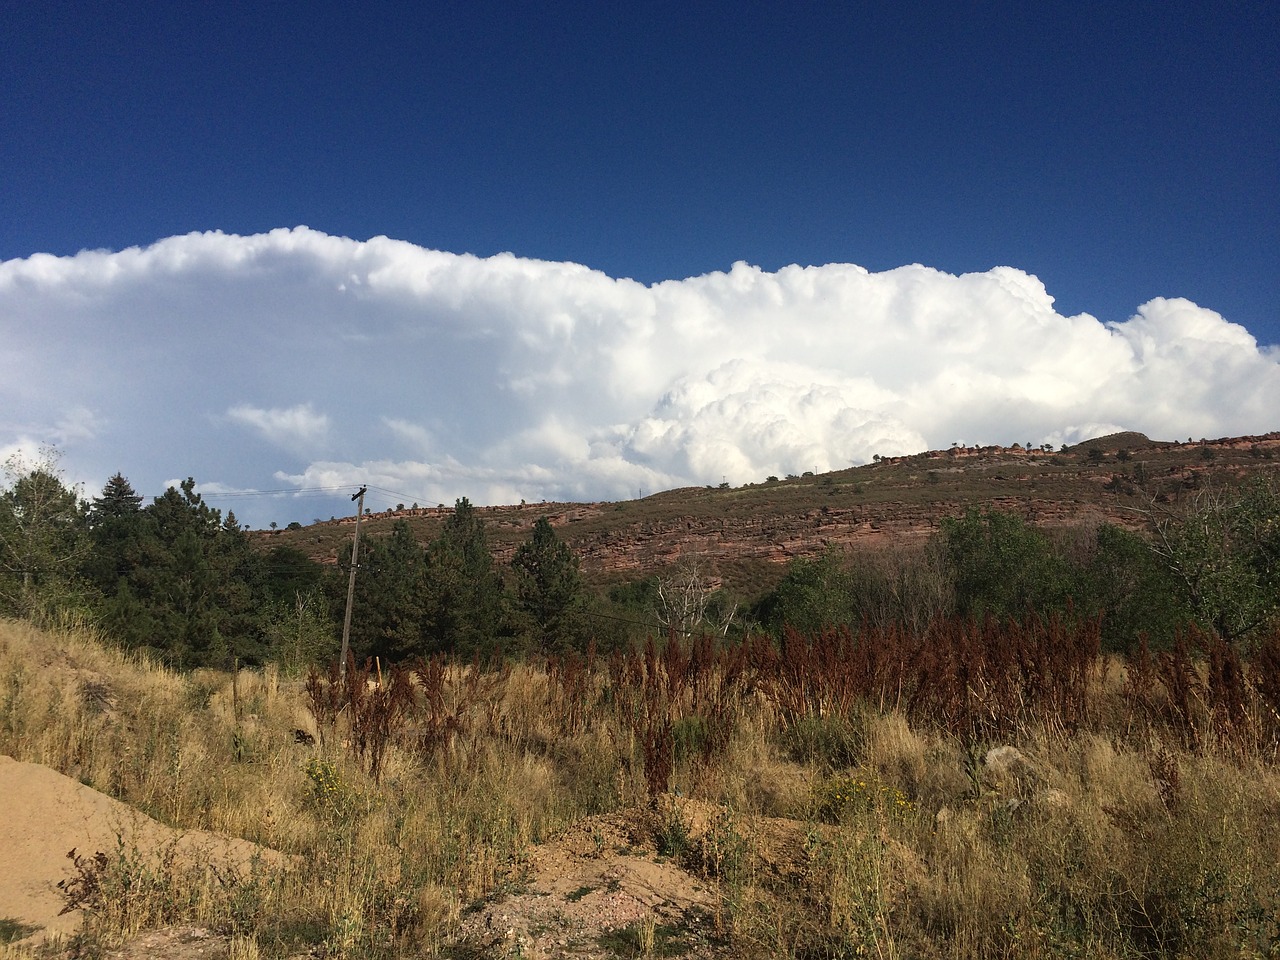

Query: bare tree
<box><xmin>654</xmin><ymin>560</ymin><xmax>737</xmax><ymax>637</ymax></box>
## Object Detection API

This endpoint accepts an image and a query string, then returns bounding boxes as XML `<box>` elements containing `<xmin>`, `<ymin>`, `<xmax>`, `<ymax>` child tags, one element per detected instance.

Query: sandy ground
<box><xmin>0</xmin><ymin>755</ymin><xmax>277</xmax><ymax>949</ymax></box>
<box><xmin>452</xmin><ymin>799</ymin><xmax>816</xmax><ymax>959</ymax></box>
<box><xmin>455</xmin><ymin>807</ymin><xmax>721</xmax><ymax>958</ymax></box>
<box><xmin>1</xmin><ymin>753</ymin><xmax>815</xmax><ymax>958</ymax></box>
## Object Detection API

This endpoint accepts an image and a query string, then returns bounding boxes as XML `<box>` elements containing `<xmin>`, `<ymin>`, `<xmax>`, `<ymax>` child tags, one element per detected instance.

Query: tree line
<box><xmin>0</xmin><ymin>454</ymin><xmax>591</xmax><ymax>669</ymax></box>
<box><xmin>2</xmin><ymin>450</ymin><xmax>1277</xmax><ymax>669</ymax></box>
<box><xmin>758</xmin><ymin>484</ymin><xmax>1280</xmax><ymax>653</ymax></box>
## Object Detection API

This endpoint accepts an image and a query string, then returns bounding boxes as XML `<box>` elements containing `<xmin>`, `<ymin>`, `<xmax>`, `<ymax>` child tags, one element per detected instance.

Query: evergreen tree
<box><xmin>114</xmin><ymin>478</ymin><xmax>270</xmax><ymax>667</ymax></box>
<box><xmin>340</xmin><ymin>520</ymin><xmax>427</xmax><ymax>662</ymax></box>
<box><xmin>260</xmin><ymin>544</ymin><xmax>332</xmax><ymax>671</ymax></box>
<box><xmin>83</xmin><ymin>473</ymin><xmax>147</xmax><ymax>594</ymax></box>
<box><xmin>422</xmin><ymin>498</ymin><xmax>508</xmax><ymax>658</ymax></box>
<box><xmin>261</xmin><ymin>544</ymin><xmax>326</xmax><ymax>606</ymax></box>
<box><xmin>511</xmin><ymin>516</ymin><xmax>584</xmax><ymax>655</ymax></box>
<box><xmin>89</xmin><ymin>473</ymin><xmax>144</xmax><ymax>521</ymax></box>
<box><xmin>209</xmin><ymin>509</ymin><xmax>271</xmax><ymax>662</ymax></box>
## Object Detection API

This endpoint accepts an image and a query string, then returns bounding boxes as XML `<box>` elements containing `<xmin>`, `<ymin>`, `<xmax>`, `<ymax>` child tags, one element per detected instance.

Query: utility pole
<box><xmin>338</xmin><ymin>485</ymin><xmax>367</xmax><ymax>680</ymax></box>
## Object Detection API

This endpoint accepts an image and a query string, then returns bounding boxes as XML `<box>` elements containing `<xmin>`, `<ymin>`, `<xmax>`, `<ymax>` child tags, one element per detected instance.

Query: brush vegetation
<box><xmin>3</xmin><ymin>612</ymin><xmax>1280</xmax><ymax>958</ymax></box>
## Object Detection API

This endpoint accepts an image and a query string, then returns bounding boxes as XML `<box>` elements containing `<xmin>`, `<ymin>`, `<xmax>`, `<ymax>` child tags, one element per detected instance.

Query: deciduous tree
<box><xmin>0</xmin><ymin>450</ymin><xmax>88</xmax><ymax>617</ymax></box>
<box><xmin>940</xmin><ymin>508</ymin><xmax>1079</xmax><ymax>621</ymax></box>
<box><xmin>1147</xmin><ymin>478</ymin><xmax>1280</xmax><ymax>645</ymax></box>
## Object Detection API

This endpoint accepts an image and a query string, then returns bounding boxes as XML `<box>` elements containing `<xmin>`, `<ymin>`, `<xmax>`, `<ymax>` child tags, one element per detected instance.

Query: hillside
<box><xmin>264</xmin><ymin>431</ymin><xmax>1280</xmax><ymax>596</ymax></box>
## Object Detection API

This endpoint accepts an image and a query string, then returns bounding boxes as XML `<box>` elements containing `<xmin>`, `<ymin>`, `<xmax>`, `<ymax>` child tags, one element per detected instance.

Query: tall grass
<box><xmin>3</xmin><ymin>614</ymin><xmax>1279</xmax><ymax>958</ymax></box>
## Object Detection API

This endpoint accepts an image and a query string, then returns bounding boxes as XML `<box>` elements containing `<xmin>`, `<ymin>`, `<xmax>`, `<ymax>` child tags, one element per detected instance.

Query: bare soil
<box><xmin>0</xmin><ymin>755</ymin><xmax>283</xmax><ymax>951</ymax></box>
<box><xmin>451</xmin><ymin>798</ymin><xmax>815</xmax><ymax>959</ymax></box>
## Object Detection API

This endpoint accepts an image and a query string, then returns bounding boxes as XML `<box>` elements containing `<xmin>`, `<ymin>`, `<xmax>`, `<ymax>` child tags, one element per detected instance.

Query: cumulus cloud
<box><xmin>226</xmin><ymin>402</ymin><xmax>330</xmax><ymax>453</ymax></box>
<box><xmin>2</xmin><ymin>227</ymin><xmax>1276</xmax><ymax>525</ymax></box>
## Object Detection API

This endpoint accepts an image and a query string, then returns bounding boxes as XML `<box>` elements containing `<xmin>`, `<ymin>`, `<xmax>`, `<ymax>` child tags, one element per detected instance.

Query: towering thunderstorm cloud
<box><xmin>3</xmin><ymin>228</ymin><xmax>1277</xmax><ymax>520</ymax></box>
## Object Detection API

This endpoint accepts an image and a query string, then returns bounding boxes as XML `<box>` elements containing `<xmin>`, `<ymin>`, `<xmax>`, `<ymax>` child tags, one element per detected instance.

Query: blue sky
<box><xmin>2</xmin><ymin>1</ymin><xmax>1277</xmax><ymax>525</ymax></box>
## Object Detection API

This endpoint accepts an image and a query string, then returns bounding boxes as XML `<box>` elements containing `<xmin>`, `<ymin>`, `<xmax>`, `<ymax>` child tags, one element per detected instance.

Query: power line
<box><xmin>175</xmin><ymin>485</ymin><xmax>354</xmax><ymax>501</ymax></box>
<box><xmin>363</xmin><ymin>484</ymin><xmax>438</xmax><ymax>507</ymax></box>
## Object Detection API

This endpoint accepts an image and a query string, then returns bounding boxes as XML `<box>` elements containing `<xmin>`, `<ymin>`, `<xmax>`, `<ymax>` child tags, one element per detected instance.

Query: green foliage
<box><xmin>759</xmin><ymin>506</ymin><xmax>1259</xmax><ymax>655</ymax></box>
<box><xmin>339</xmin><ymin>520</ymin><xmax>428</xmax><ymax>662</ymax></box>
<box><xmin>757</xmin><ymin>549</ymin><xmax>857</xmax><ymax>635</ymax></box>
<box><xmin>757</xmin><ymin>543</ymin><xmax>953</xmax><ymax>637</ymax></box>
<box><xmin>607</xmin><ymin>577</ymin><xmax>659</xmax><ymax>611</ymax></box>
<box><xmin>0</xmin><ymin>450</ymin><xmax>89</xmax><ymax>618</ymax></box>
<box><xmin>1149</xmin><ymin>477</ymin><xmax>1280</xmax><ymax>645</ymax></box>
<box><xmin>260</xmin><ymin>544</ymin><xmax>325</xmax><ymax>606</ymax></box>
<box><xmin>1083</xmin><ymin>524</ymin><xmax>1192</xmax><ymax>651</ymax></box>
<box><xmin>81</xmin><ymin>477</ymin><xmax>275</xmax><ymax>667</ymax></box>
<box><xmin>260</xmin><ymin>587</ymin><xmax>333</xmax><ymax>676</ymax></box>
<box><xmin>421</xmin><ymin>498</ymin><xmax>510</xmax><ymax>658</ymax></box>
<box><xmin>940</xmin><ymin>508</ymin><xmax>1079</xmax><ymax>621</ymax></box>
<box><xmin>83</xmin><ymin>473</ymin><xmax>147</xmax><ymax>593</ymax></box>
<box><xmin>510</xmin><ymin>516</ymin><xmax>585</xmax><ymax>655</ymax></box>
<box><xmin>8</xmin><ymin>440</ymin><xmax>1277</xmax><ymax>681</ymax></box>
<box><xmin>586</xmin><ymin>576</ymin><xmax>662</xmax><ymax>650</ymax></box>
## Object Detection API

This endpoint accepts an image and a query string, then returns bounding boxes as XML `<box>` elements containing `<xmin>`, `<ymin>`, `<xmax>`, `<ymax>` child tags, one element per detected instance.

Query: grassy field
<box><xmin>3</xmin><ymin>614</ymin><xmax>1280</xmax><ymax>958</ymax></box>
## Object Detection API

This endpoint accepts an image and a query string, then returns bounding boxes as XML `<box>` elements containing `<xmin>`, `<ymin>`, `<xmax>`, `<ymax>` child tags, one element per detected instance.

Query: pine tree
<box><xmin>89</xmin><ymin>473</ymin><xmax>144</xmax><ymax>523</ymax></box>
<box><xmin>342</xmin><ymin>520</ymin><xmax>427</xmax><ymax>662</ymax></box>
<box><xmin>116</xmin><ymin>478</ymin><xmax>271</xmax><ymax>667</ymax></box>
<box><xmin>422</xmin><ymin>498</ymin><xmax>509</xmax><ymax>658</ymax></box>
<box><xmin>83</xmin><ymin>473</ymin><xmax>147</xmax><ymax>597</ymax></box>
<box><xmin>511</xmin><ymin>516</ymin><xmax>584</xmax><ymax>655</ymax></box>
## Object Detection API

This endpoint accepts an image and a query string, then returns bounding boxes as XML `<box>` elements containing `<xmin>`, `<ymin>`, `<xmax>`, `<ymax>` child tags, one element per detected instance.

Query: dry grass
<box><xmin>3</xmin><ymin>615</ymin><xmax>1280</xmax><ymax>958</ymax></box>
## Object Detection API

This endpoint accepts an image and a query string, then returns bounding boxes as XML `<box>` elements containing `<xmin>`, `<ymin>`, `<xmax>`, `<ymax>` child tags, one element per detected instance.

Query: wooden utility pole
<box><xmin>338</xmin><ymin>485</ymin><xmax>367</xmax><ymax>679</ymax></box>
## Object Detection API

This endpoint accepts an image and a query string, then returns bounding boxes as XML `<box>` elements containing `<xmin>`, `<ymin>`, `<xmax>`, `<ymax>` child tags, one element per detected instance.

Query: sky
<box><xmin>2</xmin><ymin>1</ymin><xmax>1277</xmax><ymax>527</ymax></box>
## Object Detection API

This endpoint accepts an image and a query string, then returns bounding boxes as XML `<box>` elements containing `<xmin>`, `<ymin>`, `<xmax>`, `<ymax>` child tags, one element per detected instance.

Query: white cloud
<box><xmin>613</xmin><ymin>360</ymin><xmax>924</xmax><ymax>479</ymax></box>
<box><xmin>226</xmin><ymin>403</ymin><xmax>330</xmax><ymax>453</ymax></box>
<box><xmin>2</xmin><ymin>227</ymin><xmax>1277</xmax><ymax>526</ymax></box>
<box><xmin>382</xmin><ymin>418</ymin><xmax>436</xmax><ymax>456</ymax></box>
<box><xmin>51</xmin><ymin>406</ymin><xmax>103</xmax><ymax>444</ymax></box>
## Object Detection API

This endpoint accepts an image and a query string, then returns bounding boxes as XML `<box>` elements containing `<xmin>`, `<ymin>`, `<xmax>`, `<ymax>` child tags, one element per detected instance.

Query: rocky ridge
<box><xmin>266</xmin><ymin>432</ymin><xmax>1280</xmax><ymax>591</ymax></box>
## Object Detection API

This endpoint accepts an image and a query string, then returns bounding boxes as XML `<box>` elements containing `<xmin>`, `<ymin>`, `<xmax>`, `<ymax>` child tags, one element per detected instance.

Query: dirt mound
<box><xmin>0</xmin><ymin>755</ymin><xmax>284</xmax><ymax>947</ymax></box>
<box><xmin>456</xmin><ymin>807</ymin><xmax>717</xmax><ymax>958</ymax></box>
<box><xmin>453</xmin><ymin>799</ymin><xmax>816</xmax><ymax>958</ymax></box>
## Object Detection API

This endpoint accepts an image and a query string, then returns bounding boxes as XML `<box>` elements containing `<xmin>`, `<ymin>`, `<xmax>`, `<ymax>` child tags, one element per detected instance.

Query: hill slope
<box><xmin>265</xmin><ymin>431</ymin><xmax>1280</xmax><ymax>595</ymax></box>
